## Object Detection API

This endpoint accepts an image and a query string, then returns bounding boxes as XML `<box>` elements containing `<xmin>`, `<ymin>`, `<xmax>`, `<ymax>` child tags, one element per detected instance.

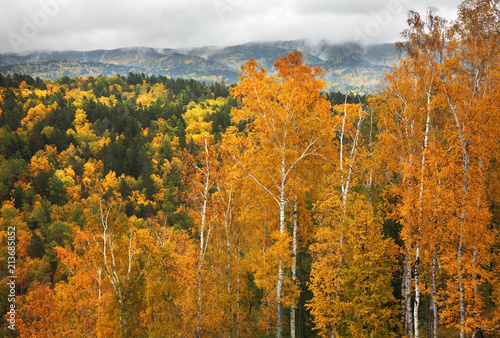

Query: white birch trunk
<box><xmin>443</xmin><ymin>89</ymin><xmax>469</xmax><ymax>338</ymax></box>
<box><xmin>457</xmin><ymin>153</ymin><xmax>469</xmax><ymax>338</ymax></box>
<box><xmin>196</xmin><ymin>264</ymin><xmax>202</xmax><ymax>338</ymax></box>
<box><xmin>414</xmin><ymin>96</ymin><xmax>431</xmax><ymax>338</ymax></box>
<box><xmin>276</xmin><ymin>156</ymin><xmax>286</xmax><ymax>338</ymax></box>
<box><xmin>276</xmin><ymin>195</ymin><xmax>285</xmax><ymax>338</ymax></box>
<box><xmin>414</xmin><ymin>244</ymin><xmax>420</xmax><ymax>338</ymax></box>
<box><xmin>195</xmin><ymin>181</ymin><xmax>208</xmax><ymax>338</ymax></box>
<box><xmin>472</xmin><ymin>158</ymin><xmax>484</xmax><ymax>337</ymax></box>
<box><xmin>403</xmin><ymin>251</ymin><xmax>414</xmax><ymax>338</ymax></box>
<box><xmin>290</xmin><ymin>196</ymin><xmax>298</xmax><ymax>338</ymax></box>
<box><xmin>196</xmin><ymin>135</ymin><xmax>212</xmax><ymax>338</ymax></box>
<box><xmin>236</xmin><ymin>246</ymin><xmax>241</xmax><ymax>337</ymax></box>
<box><xmin>429</xmin><ymin>249</ymin><xmax>438</xmax><ymax>338</ymax></box>
<box><xmin>221</xmin><ymin>184</ymin><xmax>234</xmax><ymax>338</ymax></box>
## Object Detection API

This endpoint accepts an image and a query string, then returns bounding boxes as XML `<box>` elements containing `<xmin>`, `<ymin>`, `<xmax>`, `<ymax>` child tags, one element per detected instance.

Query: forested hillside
<box><xmin>0</xmin><ymin>1</ymin><xmax>499</xmax><ymax>337</ymax></box>
<box><xmin>0</xmin><ymin>41</ymin><xmax>395</xmax><ymax>93</ymax></box>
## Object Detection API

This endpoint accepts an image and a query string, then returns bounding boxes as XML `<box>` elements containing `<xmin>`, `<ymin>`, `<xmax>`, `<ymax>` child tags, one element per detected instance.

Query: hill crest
<box><xmin>0</xmin><ymin>40</ymin><xmax>402</xmax><ymax>93</ymax></box>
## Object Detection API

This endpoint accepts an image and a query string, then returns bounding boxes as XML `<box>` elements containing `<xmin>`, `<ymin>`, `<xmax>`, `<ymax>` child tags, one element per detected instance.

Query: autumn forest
<box><xmin>1</xmin><ymin>1</ymin><xmax>500</xmax><ymax>337</ymax></box>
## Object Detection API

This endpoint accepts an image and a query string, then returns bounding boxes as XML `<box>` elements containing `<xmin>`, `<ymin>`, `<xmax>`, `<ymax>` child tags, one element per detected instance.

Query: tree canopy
<box><xmin>0</xmin><ymin>1</ymin><xmax>499</xmax><ymax>337</ymax></box>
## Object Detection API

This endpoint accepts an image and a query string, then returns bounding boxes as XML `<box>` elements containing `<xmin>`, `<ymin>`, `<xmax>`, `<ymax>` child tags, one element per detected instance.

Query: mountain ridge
<box><xmin>0</xmin><ymin>41</ymin><xmax>402</xmax><ymax>93</ymax></box>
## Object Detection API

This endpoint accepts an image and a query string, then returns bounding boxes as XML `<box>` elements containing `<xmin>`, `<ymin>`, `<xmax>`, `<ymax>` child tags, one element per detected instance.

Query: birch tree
<box><xmin>223</xmin><ymin>51</ymin><xmax>332</xmax><ymax>338</ymax></box>
<box><xmin>184</xmin><ymin>133</ymin><xmax>219</xmax><ymax>338</ymax></box>
<box><xmin>309</xmin><ymin>101</ymin><xmax>399</xmax><ymax>337</ymax></box>
<box><xmin>379</xmin><ymin>2</ymin><xmax>500</xmax><ymax>336</ymax></box>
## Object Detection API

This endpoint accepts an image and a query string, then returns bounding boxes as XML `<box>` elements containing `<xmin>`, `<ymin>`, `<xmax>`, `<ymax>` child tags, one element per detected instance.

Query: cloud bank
<box><xmin>0</xmin><ymin>0</ymin><xmax>462</xmax><ymax>53</ymax></box>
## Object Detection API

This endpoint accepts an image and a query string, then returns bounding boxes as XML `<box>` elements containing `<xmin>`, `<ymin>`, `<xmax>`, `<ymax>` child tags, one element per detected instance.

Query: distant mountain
<box><xmin>185</xmin><ymin>42</ymin><xmax>325</xmax><ymax>71</ymax></box>
<box><xmin>266</xmin><ymin>40</ymin><xmax>400</xmax><ymax>65</ymax></box>
<box><xmin>0</xmin><ymin>41</ymin><xmax>402</xmax><ymax>93</ymax></box>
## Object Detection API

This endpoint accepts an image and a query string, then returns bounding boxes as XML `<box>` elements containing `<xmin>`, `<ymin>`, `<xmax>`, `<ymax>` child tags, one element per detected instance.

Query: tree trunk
<box><xmin>169</xmin><ymin>294</ymin><xmax>173</xmax><ymax>338</ymax></box>
<box><xmin>227</xmin><ymin>252</ymin><xmax>233</xmax><ymax>338</ymax></box>
<box><xmin>276</xmin><ymin>159</ymin><xmax>286</xmax><ymax>338</ymax></box>
<box><xmin>276</xmin><ymin>263</ymin><xmax>284</xmax><ymax>337</ymax></box>
<box><xmin>298</xmin><ymin>249</ymin><xmax>304</xmax><ymax>338</ymax></box>
<box><xmin>224</xmin><ymin>198</ymin><xmax>233</xmax><ymax>338</ymax></box>
<box><xmin>458</xmin><ymin>241</ymin><xmax>465</xmax><ymax>338</ymax></box>
<box><xmin>458</xmin><ymin>152</ymin><xmax>469</xmax><ymax>338</ymax></box>
<box><xmin>472</xmin><ymin>158</ymin><xmax>484</xmax><ymax>337</ymax></box>
<box><xmin>236</xmin><ymin>246</ymin><xmax>241</xmax><ymax>337</ymax></box>
<box><xmin>402</xmin><ymin>251</ymin><xmax>414</xmax><ymax>338</ymax></box>
<box><xmin>443</xmin><ymin>90</ymin><xmax>470</xmax><ymax>338</ymax></box>
<box><xmin>428</xmin><ymin>248</ymin><xmax>437</xmax><ymax>338</ymax></box>
<box><xmin>291</xmin><ymin>196</ymin><xmax>298</xmax><ymax>338</ymax></box>
<box><xmin>414</xmin><ymin>244</ymin><xmax>420</xmax><ymax>338</ymax></box>
<box><xmin>414</xmin><ymin>95</ymin><xmax>430</xmax><ymax>338</ymax></box>
<box><xmin>196</xmin><ymin>265</ymin><xmax>202</xmax><ymax>338</ymax></box>
<box><xmin>196</xmin><ymin>135</ymin><xmax>211</xmax><ymax>338</ymax></box>
<box><xmin>268</xmin><ymin>294</ymin><xmax>273</xmax><ymax>335</ymax></box>
<box><xmin>276</xmin><ymin>214</ymin><xmax>284</xmax><ymax>337</ymax></box>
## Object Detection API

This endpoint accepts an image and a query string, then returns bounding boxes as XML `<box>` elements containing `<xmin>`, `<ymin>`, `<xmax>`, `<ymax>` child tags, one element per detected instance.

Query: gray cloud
<box><xmin>0</xmin><ymin>0</ymin><xmax>462</xmax><ymax>53</ymax></box>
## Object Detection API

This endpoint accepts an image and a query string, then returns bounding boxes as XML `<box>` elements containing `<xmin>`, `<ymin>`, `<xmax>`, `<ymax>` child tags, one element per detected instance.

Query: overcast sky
<box><xmin>1</xmin><ymin>0</ymin><xmax>463</xmax><ymax>53</ymax></box>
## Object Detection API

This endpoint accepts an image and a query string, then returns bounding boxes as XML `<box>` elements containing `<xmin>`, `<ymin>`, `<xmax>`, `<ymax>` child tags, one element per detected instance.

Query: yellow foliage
<box><xmin>64</xmin><ymin>88</ymin><xmax>96</xmax><ymax>108</ymax></box>
<box><xmin>54</xmin><ymin>169</ymin><xmax>76</xmax><ymax>188</ymax></box>
<box><xmin>19</xmin><ymin>81</ymin><xmax>33</xmax><ymax>97</ymax></box>
<box><xmin>183</xmin><ymin>98</ymin><xmax>228</xmax><ymax>143</ymax></box>
<box><xmin>16</xmin><ymin>229</ymin><xmax>31</xmax><ymax>260</ymax></box>
<box><xmin>73</xmin><ymin>108</ymin><xmax>87</xmax><ymax>127</ymax></box>
<box><xmin>150</xmin><ymin>174</ymin><xmax>163</xmax><ymax>189</ymax></box>
<box><xmin>64</xmin><ymin>166</ymin><xmax>75</xmax><ymax>178</ymax></box>
<box><xmin>17</xmin><ymin>282</ymin><xmax>61</xmax><ymax>336</ymax></box>
<box><xmin>82</xmin><ymin>159</ymin><xmax>103</xmax><ymax>188</ymax></box>
<box><xmin>19</xmin><ymin>103</ymin><xmax>51</xmax><ymax>132</ymax></box>
<box><xmin>56</xmin><ymin>144</ymin><xmax>79</xmax><ymax>168</ymax></box>
<box><xmin>90</xmin><ymin>136</ymin><xmax>111</xmax><ymax>155</ymax></box>
<box><xmin>41</xmin><ymin>126</ymin><xmax>54</xmax><ymax>138</ymax></box>
<box><xmin>34</xmin><ymin>89</ymin><xmax>48</xmax><ymax>98</ymax></box>
<box><xmin>98</xmin><ymin>95</ymin><xmax>116</xmax><ymax>107</ymax></box>
<box><xmin>131</xmin><ymin>190</ymin><xmax>155</xmax><ymax>210</ymax></box>
<box><xmin>27</xmin><ymin>155</ymin><xmax>51</xmax><ymax>177</ymax></box>
<box><xmin>102</xmin><ymin>171</ymin><xmax>119</xmax><ymax>193</ymax></box>
<box><xmin>136</xmin><ymin>83</ymin><xmax>169</xmax><ymax>107</ymax></box>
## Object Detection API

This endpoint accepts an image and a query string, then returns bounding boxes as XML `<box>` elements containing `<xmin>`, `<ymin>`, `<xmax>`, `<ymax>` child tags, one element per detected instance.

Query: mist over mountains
<box><xmin>0</xmin><ymin>40</ymin><xmax>401</xmax><ymax>93</ymax></box>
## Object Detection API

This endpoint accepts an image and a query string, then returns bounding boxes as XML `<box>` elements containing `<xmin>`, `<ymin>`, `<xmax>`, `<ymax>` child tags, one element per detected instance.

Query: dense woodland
<box><xmin>0</xmin><ymin>1</ymin><xmax>499</xmax><ymax>337</ymax></box>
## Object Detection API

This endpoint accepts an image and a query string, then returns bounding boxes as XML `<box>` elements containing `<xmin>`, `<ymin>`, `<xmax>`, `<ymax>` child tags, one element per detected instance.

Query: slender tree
<box><xmin>223</xmin><ymin>51</ymin><xmax>332</xmax><ymax>337</ymax></box>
